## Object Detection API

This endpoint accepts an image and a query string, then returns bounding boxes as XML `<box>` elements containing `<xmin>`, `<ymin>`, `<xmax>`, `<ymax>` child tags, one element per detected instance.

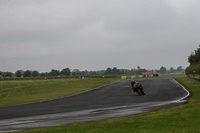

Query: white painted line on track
<box><xmin>172</xmin><ymin>78</ymin><xmax>190</xmax><ymax>101</ymax></box>
<box><xmin>149</xmin><ymin>78</ymin><xmax>190</xmax><ymax>108</ymax></box>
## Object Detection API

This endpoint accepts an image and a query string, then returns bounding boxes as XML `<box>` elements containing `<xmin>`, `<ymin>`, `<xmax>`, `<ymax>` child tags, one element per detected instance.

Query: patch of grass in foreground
<box><xmin>16</xmin><ymin>77</ymin><xmax>200</xmax><ymax>133</ymax></box>
<box><xmin>0</xmin><ymin>78</ymin><xmax>120</xmax><ymax>107</ymax></box>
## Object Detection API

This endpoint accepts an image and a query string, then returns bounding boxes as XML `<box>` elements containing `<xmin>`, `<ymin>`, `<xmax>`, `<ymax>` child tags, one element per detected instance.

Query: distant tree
<box><xmin>90</xmin><ymin>71</ymin><xmax>97</xmax><ymax>75</ymax></box>
<box><xmin>72</xmin><ymin>72</ymin><xmax>75</xmax><ymax>76</ymax></box>
<box><xmin>177</xmin><ymin>66</ymin><xmax>184</xmax><ymax>72</ymax></box>
<box><xmin>0</xmin><ymin>71</ymin><xmax>5</xmax><ymax>77</ymax></box>
<box><xmin>155</xmin><ymin>69</ymin><xmax>160</xmax><ymax>73</ymax></box>
<box><xmin>72</xmin><ymin>69</ymin><xmax>81</xmax><ymax>76</ymax></box>
<box><xmin>82</xmin><ymin>70</ymin><xmax>88</xmax><ymax>76</ymax></box>
<box><xmin>40</xmin><ymin>72</ymin><xmax>46</xmax><ymax>77</ymax></box>
<box><xmin>15</xmin><ymin>70</ymin><xmax>23</xmax><ymax>77</ymax></box>
<box><xmin>188</xmin><ymin>52</ymin><xmax>196</xmax><ymax>65</ymax></box>
<box><xmin>60</xmin><ymin>68</ymin><xmax>71</xmax><ymax>76</ymax></box>
<box><xmin>4</xmin><ymin>72</ymin><xmax>13</xmax><ymax>77</ymax></box>
<box><xmin>98</xmin><ymin>70</ymin><xmax>105</xmax><ymax>75</ymax></box>
<box><xmin>136</xmin><ymin>69</ymin><xmax>147</xmax><ymax>74</ymax></box>
<box><xmin>137</xmin><ymin>66</ymin><xmax>141</xmax><ymax>70</ymax></box>
<box><xmin>112</xmin><ymin>67</ymin><xmax>120</xmax><ymax>75</ymax></box>
<box><xmin>40</xmin><ymin>72</ymin><xmax>50</xmax><ymax>77</ymax></box>
<box><xmin>0</xmin><ymin>71</ymin><xmax>3</xmax><ymax>76</ymax></box>
<box><xmin>50</xmin><ymin>69</ymin><xmax>60</xmax><ymax>76</ymax></box>
<box><xmin>131</xmin><ymin>68</ymin><xmax>136</xmax><ymax>74</ymax></box>
<box><xmin>135</xmin><ymin>66</ymin><xmax>147</xmax><ymax>74</ymax></box>
<box><xmin>23</xmin><ymin>70</ymin><xmax>32</xmax><ymax>77</ymax></box>
<box><xmin>105</xmin><ymin>67</ymin><xmax>112</xmax><ymax>75</ymax></box>
<box><xmin>160</xmin><ymin>66</ymin><xmax>167</xmax><ymax>74</ymax></box>
<box><xmin>169</xmin><ymin>67</ymin><xmax>174</xmax><ymax>73</ymax></box>
<box><xmin>188</xmin><ymin>45</ymin><xmax>200</xmax><ymax>65</ymax></box>
<box><xmin>120</xmin><ymin>69</ymin><xmax>131</xmax><ymax>75</ymax></box>
<box><xmin>32</xmin><ymin>70</ymin><xmax>40</xmax><ymax>77</ymax></box>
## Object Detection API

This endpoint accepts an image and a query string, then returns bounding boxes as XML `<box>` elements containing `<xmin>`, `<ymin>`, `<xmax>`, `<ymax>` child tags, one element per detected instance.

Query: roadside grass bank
<box><xmin>131</xmin><ymin>73</ymin><xmax>185</xmax><ymax>80</ymax></box>
<box><xmin>16</xmin><ymin>77</ymin><xmax>200</xmax><ymax>133</ymax></box>
<box><xmin>0</xmin><ymin>78</ymin><xmax>120</xmax><ymax>107</ymax></box>
<box><xmin>159</xmin><ymin>73</ymin><xmax>185</xmax><ymax>77</ymax></box>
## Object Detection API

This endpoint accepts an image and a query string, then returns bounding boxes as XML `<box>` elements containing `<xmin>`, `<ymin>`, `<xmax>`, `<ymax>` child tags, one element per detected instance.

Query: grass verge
<box><xmin>15</xmin><ymin>77</ymin><xmax>200</xmax><ymax>133</ymax></box>
<box><xmin>0</xmin><ymin>78</ymin><xmax>120</xmax><ymax>107</ymax></box>
<box><xmin>157</xmin><ymin>73</ymin><xmax>186</xmax><ymax>78</ymax></box>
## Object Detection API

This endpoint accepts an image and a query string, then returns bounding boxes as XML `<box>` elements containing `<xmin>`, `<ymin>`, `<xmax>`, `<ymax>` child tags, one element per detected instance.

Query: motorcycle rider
<box><xmin>131</xmin><ymin>80</ymin><xmax>145</xmax><ymax>95</ymax></box>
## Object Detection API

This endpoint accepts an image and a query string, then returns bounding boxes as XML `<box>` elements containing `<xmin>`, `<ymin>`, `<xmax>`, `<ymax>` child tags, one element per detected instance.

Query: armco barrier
<box><xmin>121</xmin><ymin>75</ymin><xmax>143</xmax><ymax>79</ymax></box>
<box><xmin>121</xmin><ymin>76</ymin><xmax>126</xmax><ymax>79</ymax></box>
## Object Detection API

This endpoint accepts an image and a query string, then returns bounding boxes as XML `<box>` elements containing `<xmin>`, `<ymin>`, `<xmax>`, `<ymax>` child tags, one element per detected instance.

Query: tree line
<box><xmin>188</xmin><ymin>45</ymin><xmax>200</xmax><ymax>65</ymax></box>
<box><xmin>0</xmin><ymin>66</ymin><xmax>185</xmax><ymax>78</ymax></box>
<box><xmin>186</xmin><ymin>45</ymin><xmax>200</xmax><ymax>74</ymax></box>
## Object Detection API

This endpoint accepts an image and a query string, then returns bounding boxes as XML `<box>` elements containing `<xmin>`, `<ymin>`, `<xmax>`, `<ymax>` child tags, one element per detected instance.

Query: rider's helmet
<box><xmin>131</xmin><ymin>80</ymin><xmax>135</xmax><ymax>84</ymax></box>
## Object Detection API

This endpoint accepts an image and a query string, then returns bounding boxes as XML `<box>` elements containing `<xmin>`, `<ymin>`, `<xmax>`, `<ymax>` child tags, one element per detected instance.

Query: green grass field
<box><xmin>0</xmin><ymin>78</ymin><xmax>120</xmax><ymax>107</ymax></box>
<box><xmin>14</xmin><ymin>77</ymin><xmax>200</xmax><ymax>133</ymax></box>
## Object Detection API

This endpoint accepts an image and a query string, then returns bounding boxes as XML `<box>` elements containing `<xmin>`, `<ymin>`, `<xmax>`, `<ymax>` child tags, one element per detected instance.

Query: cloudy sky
<box><xmin>0</xmin><ymin>0</ymin><xmax>200</xmax><ymax>72</ymax></box>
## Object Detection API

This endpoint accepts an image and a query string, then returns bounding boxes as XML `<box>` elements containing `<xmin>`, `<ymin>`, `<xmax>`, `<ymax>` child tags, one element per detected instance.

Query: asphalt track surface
<box><xmin>0</xmin><ymin>77</ymin><xmax>189</xmax><ymax>132</ymax></box>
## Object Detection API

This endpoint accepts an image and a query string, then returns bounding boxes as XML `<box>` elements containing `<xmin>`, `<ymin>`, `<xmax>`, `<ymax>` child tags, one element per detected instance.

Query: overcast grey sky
<box><xmin>0</xmin><ymin>0</ymin><xmax>200</xmax><ymax>72</ymax></box>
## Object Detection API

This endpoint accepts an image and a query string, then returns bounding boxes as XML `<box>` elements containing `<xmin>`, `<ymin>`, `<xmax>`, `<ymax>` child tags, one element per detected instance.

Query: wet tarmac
<box><xmin>0</xmin><ymin>77</ymin><xmax>190</xmax><ymax>132</ymax></box>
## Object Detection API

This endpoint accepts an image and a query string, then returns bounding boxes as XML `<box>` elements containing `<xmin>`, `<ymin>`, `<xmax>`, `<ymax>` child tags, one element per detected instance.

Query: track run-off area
<box><xmin>0</xmin><ymin>77</ymin><xmax>189</xmax><ymax>132</ymax></box>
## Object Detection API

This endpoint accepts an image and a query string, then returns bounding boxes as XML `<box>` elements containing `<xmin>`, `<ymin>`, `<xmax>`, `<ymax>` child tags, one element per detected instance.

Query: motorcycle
<box><xmin>131</xmin><ymin>80</ymin><xmax>146</xmax><ymax>96</ymax></box>
<box><xmin>135</xmin><ymin>87</ymin><xmax>145</xmax><ymax>96</ymax></box>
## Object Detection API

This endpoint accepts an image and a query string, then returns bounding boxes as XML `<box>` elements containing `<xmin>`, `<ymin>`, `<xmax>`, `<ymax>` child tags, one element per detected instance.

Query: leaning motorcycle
<box><xmin>131</xmin><ymin>80</ymin><xmax>146</xmax><ymax>96</ymax></box>
<box><xmin>135</xmin><ymin>87</ymin><xmax>145</xmax><ymax>96</ymax></box>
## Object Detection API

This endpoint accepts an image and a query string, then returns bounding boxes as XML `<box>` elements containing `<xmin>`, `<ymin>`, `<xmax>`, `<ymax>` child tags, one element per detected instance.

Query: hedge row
<box><xmin>185</xmin><ymin>64</ymin><xmax>200</xmax><ymax>74</ymax></box>
<box><xmin>0</xmin><ymin>76</ymin><xmax>75</xmax><ymax>81</ymax></box>
<box><xmin>0</xmin><ymin>75</ymin><xmax>121</xmax><ymax>81</ymax></box>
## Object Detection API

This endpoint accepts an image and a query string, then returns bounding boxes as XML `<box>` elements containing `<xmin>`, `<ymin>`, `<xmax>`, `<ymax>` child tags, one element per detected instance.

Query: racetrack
<box><xmin>0</xmin><ymin>77</ymin><xmax>189</xmax><ymax>132</ymax></box>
